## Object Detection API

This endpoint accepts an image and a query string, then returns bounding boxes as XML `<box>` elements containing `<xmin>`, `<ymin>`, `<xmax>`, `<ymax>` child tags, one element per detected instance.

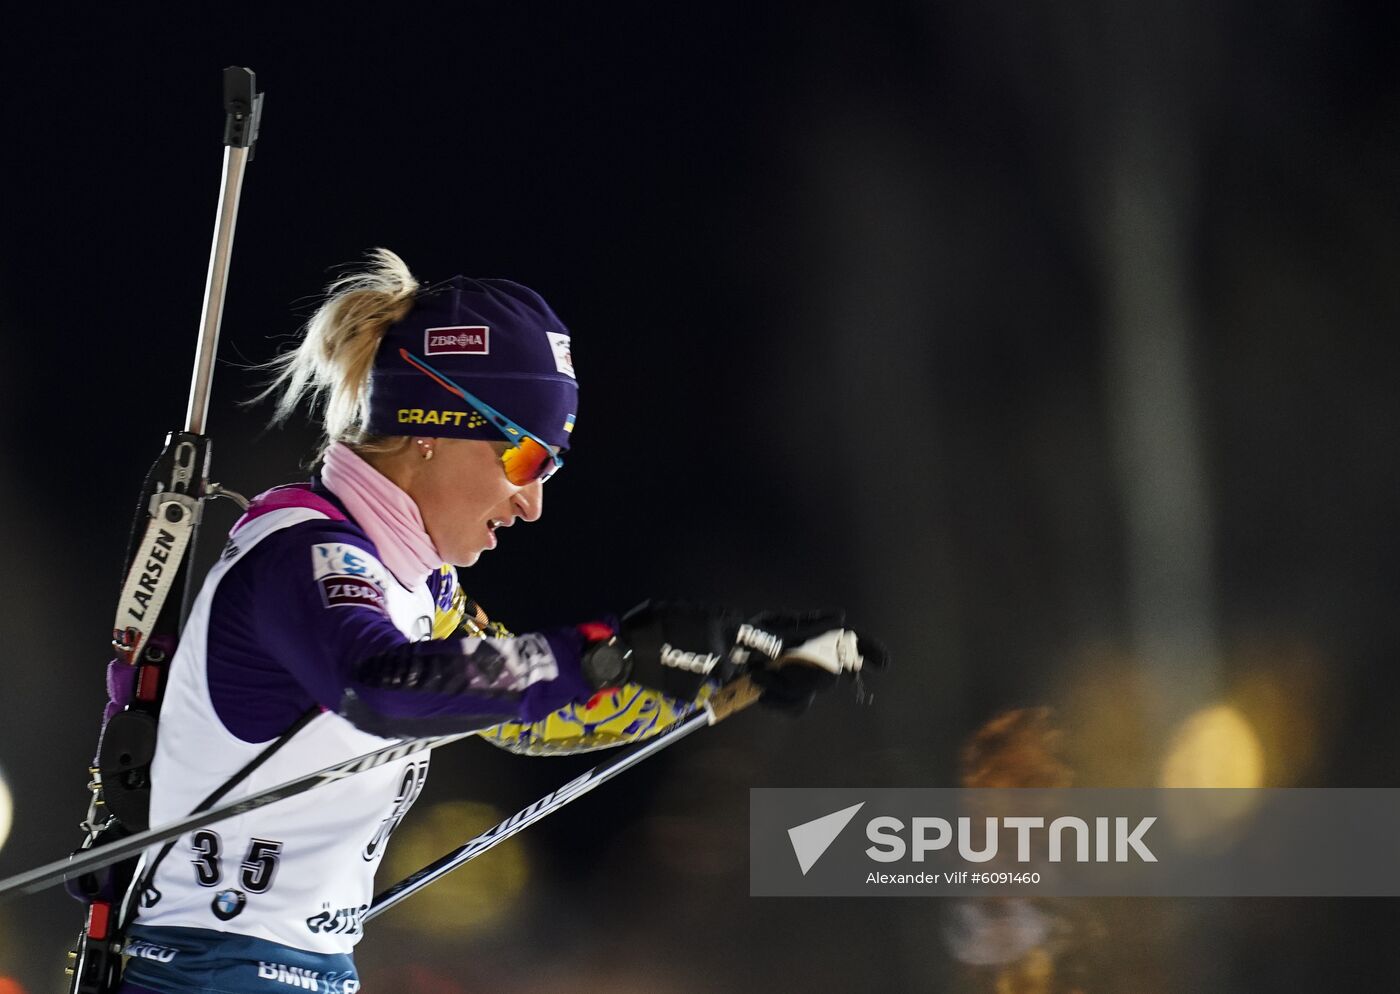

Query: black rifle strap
<box><xmin>119</xmin><ymin>705</ymin><xmax>321</xmax><ymax>927</ymax></box>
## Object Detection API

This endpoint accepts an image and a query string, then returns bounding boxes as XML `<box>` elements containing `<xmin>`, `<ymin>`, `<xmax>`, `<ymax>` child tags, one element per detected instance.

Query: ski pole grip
<box><xmin>222</xmin><ymin>67</ymin><xmax>263</xmax><ymax>149</ymax></box>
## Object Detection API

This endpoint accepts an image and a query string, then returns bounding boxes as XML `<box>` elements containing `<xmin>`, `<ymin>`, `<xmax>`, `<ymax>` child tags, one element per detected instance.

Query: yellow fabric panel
<box><xmin>480</xmin><ymin>681</ymin><xmax>717</xmax><ymax>756</ymax></box>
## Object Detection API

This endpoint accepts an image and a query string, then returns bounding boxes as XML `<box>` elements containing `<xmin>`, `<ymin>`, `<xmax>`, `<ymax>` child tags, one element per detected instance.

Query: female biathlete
<box><xmin>116</xmin><ymin>249</ymin><xmax>881</xmax><ymax>994</ymax></box>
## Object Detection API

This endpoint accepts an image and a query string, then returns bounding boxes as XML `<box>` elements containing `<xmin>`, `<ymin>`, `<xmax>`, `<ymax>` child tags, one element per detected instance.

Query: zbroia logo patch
<box><xmin>312</xmin><ymin>544</ymin><xmax>389</xmax><ymax>613</ymax></box>
<box><xmin>425</xmin><ymin>325</ymin><xmax>489</xmax><ymax>356</ymax></box>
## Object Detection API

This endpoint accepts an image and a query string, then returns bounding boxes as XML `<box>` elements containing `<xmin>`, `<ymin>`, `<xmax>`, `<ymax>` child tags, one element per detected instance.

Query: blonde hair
<box><xmin>260</xmin><ymin>248</ymin><xmax>419</xmax><ymax>450</ymax></box>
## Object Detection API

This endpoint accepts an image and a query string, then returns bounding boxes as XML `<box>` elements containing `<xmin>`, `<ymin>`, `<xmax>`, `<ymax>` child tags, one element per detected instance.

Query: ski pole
<box><xmin>366</xmin><ymin>675</ymin><xmax>763</xmax><ymax>922</ymax></box>
<box><xmin>0</xmin><ymin>677</ymin><xmax>759</xmax><ymax>905</ymax></box>
<box><xmin>0</xmin><ymin>731</ymin><xmax>477</xmax><ymax>904</ymax></box>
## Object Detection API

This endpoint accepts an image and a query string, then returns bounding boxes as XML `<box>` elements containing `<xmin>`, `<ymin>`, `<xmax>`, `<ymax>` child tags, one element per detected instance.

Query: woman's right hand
<box><xmin>609</xmin><ymin>600</ymin><xmax>887</xmax><ymax>713</ymax></box>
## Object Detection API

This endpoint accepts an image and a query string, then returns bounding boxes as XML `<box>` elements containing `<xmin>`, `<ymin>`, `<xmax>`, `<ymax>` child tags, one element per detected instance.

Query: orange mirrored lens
<box><xmin>500</xmin><ymin>436</ymin><xmax>556</xmax><ymax>485</ymax></box>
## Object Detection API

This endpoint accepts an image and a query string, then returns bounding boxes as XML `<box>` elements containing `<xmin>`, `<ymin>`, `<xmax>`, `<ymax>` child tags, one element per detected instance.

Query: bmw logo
<box><xmin>211</xmin><ymin>889</ymin><xmax>247</xmax><ymax>921</ymax></box>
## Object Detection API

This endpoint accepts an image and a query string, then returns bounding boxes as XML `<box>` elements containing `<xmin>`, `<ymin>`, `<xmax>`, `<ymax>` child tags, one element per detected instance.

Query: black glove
<box><xmin>742</xmin><ymin>609</ymin><xmax>887</xmax><ymax>714</ymax></box>
<box><xmin>615</xmin><ymin>601</ymin><xmax>888</xmax><ymax>714</ymax></box>
<box><xmin>615</xmin><ymin>601</ymin><xmax>743</xmax><ymax>703</ymax></box>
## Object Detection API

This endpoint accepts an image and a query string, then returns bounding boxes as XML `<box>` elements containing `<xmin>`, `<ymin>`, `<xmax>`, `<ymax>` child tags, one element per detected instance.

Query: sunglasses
<box><xmin>398</xmin><ymin>348</ymin><xmax>564</xmax><ymax>485</ymax></box>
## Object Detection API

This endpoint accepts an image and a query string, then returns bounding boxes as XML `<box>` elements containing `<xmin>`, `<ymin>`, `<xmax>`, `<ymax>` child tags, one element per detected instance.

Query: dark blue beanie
<box><xmin>366</xmin><ymin>276</ymin><xmax>578</xmax><ymax>449</ymax></box>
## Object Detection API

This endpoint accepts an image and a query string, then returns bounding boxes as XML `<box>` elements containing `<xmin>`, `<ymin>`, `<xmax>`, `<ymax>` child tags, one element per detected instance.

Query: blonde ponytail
<box><xmin>260</xmin><ymin>248</ymin><xmax>419</xmax><ymax>447</ymax></box>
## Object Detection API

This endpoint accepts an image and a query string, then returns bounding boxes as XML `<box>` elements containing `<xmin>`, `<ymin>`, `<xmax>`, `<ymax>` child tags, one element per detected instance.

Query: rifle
<box><xmin>62</xmin><ymin>66</ymin><xmax>263</xmax><ymax>994</ymax></box>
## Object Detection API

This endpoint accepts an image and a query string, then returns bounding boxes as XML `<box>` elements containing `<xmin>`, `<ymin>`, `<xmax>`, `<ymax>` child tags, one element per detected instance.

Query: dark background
<box><xmin>1</xmin><ymin>2</ymin><xmax>1397</xmax><ymax>991</ymax></box>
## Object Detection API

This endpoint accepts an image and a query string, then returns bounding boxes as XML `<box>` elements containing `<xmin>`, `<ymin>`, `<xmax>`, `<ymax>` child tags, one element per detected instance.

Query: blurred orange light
<box><xmin>1160</xmin><ymin>704</ymin><xmax>1264</xmax><ymax>789</ymax></box>
<box><xmin>1159</xmin><ymin>704</ymin><xmax>1265</xmax><ymax>846</ymax></box>
<box><xmin>377</xmin><ymin>801</ymin><xmax>528</xmax><ymax>937</ymax></box>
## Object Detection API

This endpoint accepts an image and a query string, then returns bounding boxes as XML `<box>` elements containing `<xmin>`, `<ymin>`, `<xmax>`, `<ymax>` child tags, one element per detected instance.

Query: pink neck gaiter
<box><xmin>320</xmin><ymin>442</ymin><xmax>442</xmax><ymax>590</ymax></box>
